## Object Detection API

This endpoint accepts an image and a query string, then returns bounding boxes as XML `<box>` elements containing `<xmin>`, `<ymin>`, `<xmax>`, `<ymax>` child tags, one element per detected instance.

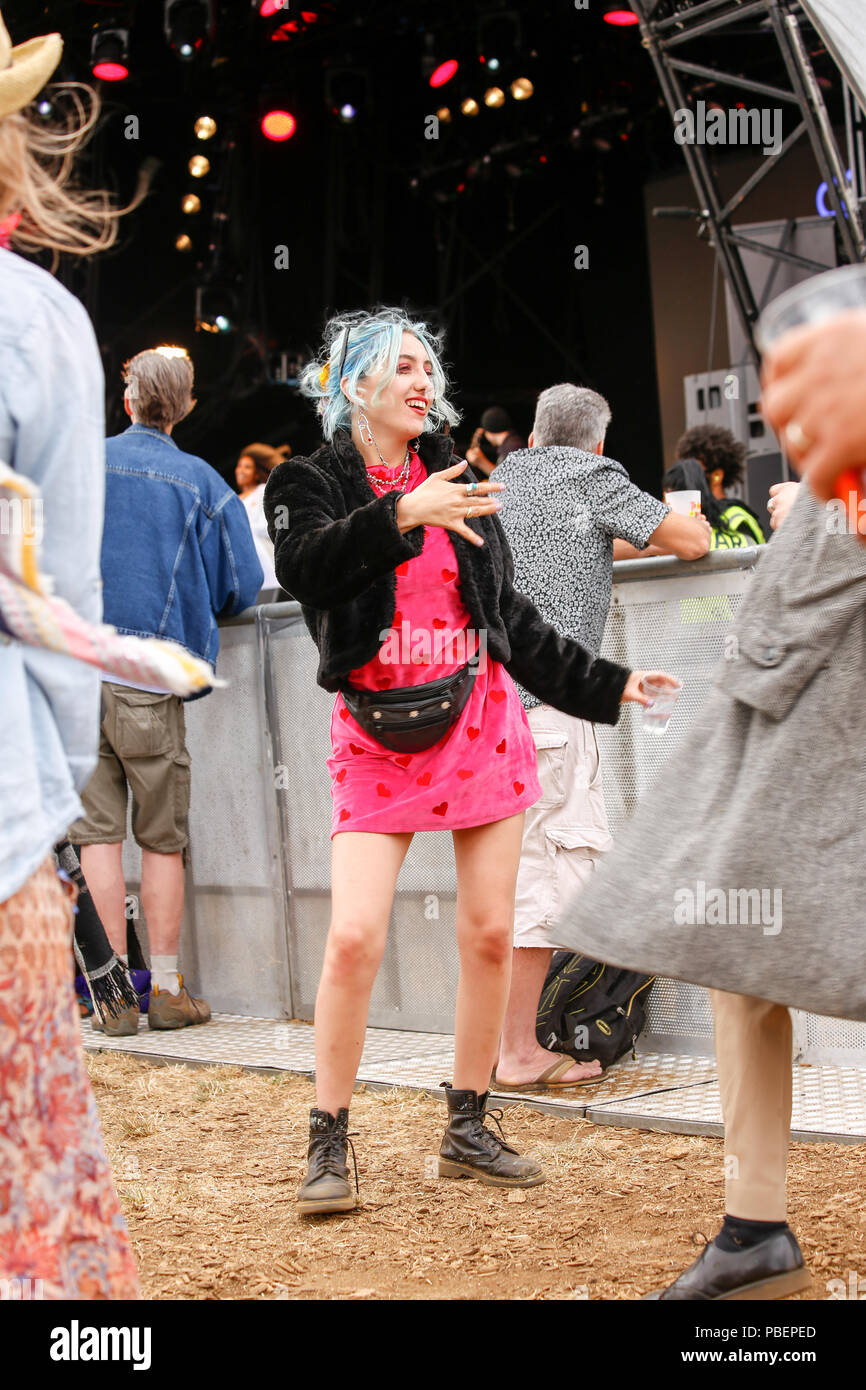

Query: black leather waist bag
<box><xmin>340</xmin><ymin>661</ymin><xmax>478</xmax><ymax>754</ymax></box>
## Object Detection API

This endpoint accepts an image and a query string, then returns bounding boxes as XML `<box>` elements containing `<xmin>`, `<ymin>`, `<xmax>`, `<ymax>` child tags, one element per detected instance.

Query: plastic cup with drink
<box><xmin>640</xmin><ymin>675</ymin><xmax>683</xmax><ymax>737</ymax></box>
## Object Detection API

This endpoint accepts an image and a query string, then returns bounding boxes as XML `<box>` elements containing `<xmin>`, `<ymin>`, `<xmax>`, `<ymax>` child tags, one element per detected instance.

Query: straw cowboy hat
<box><xmin>0</xmin><ymin>11</ymin><xmax>62</xmax><ymax>121</ymax></box>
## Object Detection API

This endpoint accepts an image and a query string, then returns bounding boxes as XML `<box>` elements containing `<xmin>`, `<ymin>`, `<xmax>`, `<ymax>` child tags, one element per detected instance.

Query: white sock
<box><xmin>150</xmin><ymin>955</ymin><xmax>181</xmax><ymax>995</ymax></box>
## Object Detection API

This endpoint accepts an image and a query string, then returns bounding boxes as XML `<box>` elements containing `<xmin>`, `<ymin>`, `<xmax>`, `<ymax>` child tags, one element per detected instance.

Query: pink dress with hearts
<box><xmin>328</xmin><ymin>451</ymin><xmax>542</xmax><ymax>835</ymax></box>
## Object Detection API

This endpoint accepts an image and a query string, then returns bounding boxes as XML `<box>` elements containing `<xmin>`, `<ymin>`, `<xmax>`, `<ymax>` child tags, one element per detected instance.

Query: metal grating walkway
<box><xmin>81</xmin><ymin>1014</ymin><xmax>866</xmax><ymax>1144</ymax></box>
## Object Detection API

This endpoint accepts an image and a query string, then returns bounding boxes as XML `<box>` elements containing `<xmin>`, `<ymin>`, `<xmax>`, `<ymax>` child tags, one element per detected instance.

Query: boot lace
<box><xmin>309</xmin><ymin>1126</ymin><xmax>360</xmax><ymax>1197</ymax></box>
<box><xmin>474</xmin><ymin>1105</ymin><xmax>518</xmax><ymax>1157</ymax></box>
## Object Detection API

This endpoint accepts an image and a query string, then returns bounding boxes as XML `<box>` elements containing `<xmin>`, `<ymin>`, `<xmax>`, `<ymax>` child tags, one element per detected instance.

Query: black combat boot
<box><xmin>297</xmin><ymin>1108</ymin><xmax>360</xmax><ymax>1216</ymax></box>
<box><xmin>438</xmin><ymin>1083</ymin><xmax>545</xmax><ymax>1187</ymax></box>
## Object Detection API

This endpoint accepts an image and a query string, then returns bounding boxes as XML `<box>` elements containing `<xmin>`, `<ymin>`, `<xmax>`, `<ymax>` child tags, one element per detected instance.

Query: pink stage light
<box><xmin>261</xmin><ymin>109</ymin><xmax>297</xmax><ymax>141</ymax></box>
<box><xmin>92</xmin><ymin>61</ymin><xmax>129</xmax><ymax>81</ymax></box>
<box><xmin>430</xmin><ymin>60</ymin><xmax>459</xmax><ymax>88</ymax></box>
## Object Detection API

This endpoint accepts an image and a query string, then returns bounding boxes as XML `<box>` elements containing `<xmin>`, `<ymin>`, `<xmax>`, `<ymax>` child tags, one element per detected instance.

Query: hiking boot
<box><xmin>91</xmin><ymin>1003</ymin><xmax>140</xmax><ymax>1037</ymax></box>
<box><xmin>297</xmin><ymin>1108</ymin><xmax>360</xmax><ymax>1216</ymax></box>
<box><xmin>438</xmin><ymin>1083</ymin><xmax>545</xmax><ymax>1187</ymax></box>
<box><xmin>147</xmin><ymin>976</ymin><xmax>211</xmax><ymax>1030</ymax></box>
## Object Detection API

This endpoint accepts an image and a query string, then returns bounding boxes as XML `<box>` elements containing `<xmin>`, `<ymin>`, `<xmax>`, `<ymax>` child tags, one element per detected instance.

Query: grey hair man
<box><xmin>492</xmin><ymin>383</ymin><xmax>710</xmax><ymax>1090</ymax></box>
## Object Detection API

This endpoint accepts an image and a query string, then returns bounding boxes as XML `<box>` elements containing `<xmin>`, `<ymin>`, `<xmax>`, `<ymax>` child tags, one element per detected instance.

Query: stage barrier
<box><xmin>133</xmin><ymin>547</ymin><xmax>865</xmax><ymax>1069</ymax></box>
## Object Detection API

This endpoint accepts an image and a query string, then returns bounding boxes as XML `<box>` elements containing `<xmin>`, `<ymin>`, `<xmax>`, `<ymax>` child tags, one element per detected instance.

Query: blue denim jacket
<box><xmin>102</xmin><ymin>425</ymin><xmax>263</xmax><ymax>671</ymax></box>
<box><xmin>0</xmin><ymin>249</ymin><xmax>105</xmax><ymax>903</ymax></box>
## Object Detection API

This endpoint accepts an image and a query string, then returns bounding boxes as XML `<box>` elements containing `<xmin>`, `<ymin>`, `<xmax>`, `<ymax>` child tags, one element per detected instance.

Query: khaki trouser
<box><xmin>710</xmin><ymin>989</ymin><xmax>792</xmax><ymax>1221</ymax></box>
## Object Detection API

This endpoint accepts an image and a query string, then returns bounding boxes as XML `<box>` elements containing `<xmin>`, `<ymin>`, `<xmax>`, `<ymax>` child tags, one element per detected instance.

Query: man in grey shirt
<box><xmin>493</xmin><ymin>384</ymin><xmax>711</xmax><ymax>1090</ymax></box>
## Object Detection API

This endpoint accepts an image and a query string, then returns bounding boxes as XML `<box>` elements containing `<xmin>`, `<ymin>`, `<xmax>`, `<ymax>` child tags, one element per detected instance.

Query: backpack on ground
<box><xmin>536</xmin><ymin>951</ymin><xmax>655</xmax><ymax>1071</ymax></box>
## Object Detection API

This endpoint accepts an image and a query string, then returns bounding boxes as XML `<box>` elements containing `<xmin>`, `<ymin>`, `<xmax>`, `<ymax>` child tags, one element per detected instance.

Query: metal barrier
<box><xmin>126</xmin><ymin>547</ymin><xmax>865</xmax><ymax>1068</ymax></box>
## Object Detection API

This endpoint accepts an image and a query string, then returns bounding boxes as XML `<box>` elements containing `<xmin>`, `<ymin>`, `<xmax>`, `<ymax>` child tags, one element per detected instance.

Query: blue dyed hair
<box><xmin>300</xmin><ymin>306</ymin><xmax>460</xmax><ymax>440</ymax></box>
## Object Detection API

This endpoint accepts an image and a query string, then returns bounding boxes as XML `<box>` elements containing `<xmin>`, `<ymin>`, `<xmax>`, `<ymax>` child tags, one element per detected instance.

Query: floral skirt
<box><xmin>0</xmin><ymin>858</ymin><xmax>139</xmax><ymax>1299</ymax></box>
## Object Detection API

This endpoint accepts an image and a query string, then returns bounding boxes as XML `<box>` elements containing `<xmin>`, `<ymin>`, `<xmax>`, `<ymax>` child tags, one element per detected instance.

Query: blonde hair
<box><xmin>0</xmin><ymin>83</ymin><xmax>138</xmax><ymax>260</ymax></box>
<box><xmin>123</xmin><ymin>350</ymin><xmax>196</xmax><ymax>432</ymax></box>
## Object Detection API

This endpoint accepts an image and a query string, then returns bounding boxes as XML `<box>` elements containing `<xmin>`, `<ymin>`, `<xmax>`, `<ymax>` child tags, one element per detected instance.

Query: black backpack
<box><xmin>536</xmin><ymin>952</ymin><xmax>655</xmax><ymax>1071</ymax></box>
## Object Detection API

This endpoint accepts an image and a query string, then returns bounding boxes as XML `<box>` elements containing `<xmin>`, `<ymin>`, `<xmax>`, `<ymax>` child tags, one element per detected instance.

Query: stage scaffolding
<box><xmin>629</xmin><ymin>0</ymin><xmax>866</xmax><ymax>359</ymax></box>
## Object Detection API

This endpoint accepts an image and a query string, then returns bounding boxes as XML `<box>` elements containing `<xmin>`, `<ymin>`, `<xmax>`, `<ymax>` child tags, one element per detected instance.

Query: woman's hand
<box><xmin>396</xmin><ymin>460</ymin><xmax>504</xmax><ymax>548</ymax></box>
<box><xmin>621</xmin><ymin>670</ymin><xmax>680</xmax><ymax>706</ymax></box>
<box><xmin>767</xmin><ymin>480</ymin><xmax>800</xmax><ymax>531</ymax></box>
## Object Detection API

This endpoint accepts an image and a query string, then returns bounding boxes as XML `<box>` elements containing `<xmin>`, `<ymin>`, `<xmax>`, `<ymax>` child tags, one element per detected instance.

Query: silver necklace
<box><xmin>357</xmin><ymin>412</ymin><xmax>412</xmax><ymax>492</ymax></box>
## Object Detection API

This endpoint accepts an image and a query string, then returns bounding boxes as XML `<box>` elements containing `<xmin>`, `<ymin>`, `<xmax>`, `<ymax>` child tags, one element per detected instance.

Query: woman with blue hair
<box><xmin>264</xmin><ymin>306</ymin><xmax>673</xmax><ymax>1216</ymax></box>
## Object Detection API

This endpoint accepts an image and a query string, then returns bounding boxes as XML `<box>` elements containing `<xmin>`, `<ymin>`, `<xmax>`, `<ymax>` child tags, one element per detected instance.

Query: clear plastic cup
<box><xmin>755</xmin><ymin>263</ymin><xmax>866</xmax><ymax>353</ymax></box>
<box><xmin>641</xmin><ymin>676</ymin><xmax>682</xmax><ymax>737</ymax></box>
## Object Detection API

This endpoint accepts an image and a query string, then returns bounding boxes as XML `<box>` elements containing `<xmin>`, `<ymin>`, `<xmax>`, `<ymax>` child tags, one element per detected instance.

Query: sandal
<box><xmin>490</xmin><ymin>1053</ymin><xmax>603</xmax><ymax>1093</ymax></box>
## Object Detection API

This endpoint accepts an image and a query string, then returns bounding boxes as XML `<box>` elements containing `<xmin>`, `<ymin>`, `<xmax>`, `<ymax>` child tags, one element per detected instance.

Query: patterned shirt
<box><xmin>494</xmin><ymin>445</ymin><xmax>669</xmax><ymax>709</ymax></box>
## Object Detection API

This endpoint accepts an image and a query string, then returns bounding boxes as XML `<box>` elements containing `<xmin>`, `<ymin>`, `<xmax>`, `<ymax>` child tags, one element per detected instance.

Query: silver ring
<box><xmin>465</xmin><ymin>480</ymin><xmax>478</xmax><ymax>495</ymax></box>
<box><xmin>785</xmin><ymin>420</ymin><xmax>812</xmax><ymax>454</ymax></box>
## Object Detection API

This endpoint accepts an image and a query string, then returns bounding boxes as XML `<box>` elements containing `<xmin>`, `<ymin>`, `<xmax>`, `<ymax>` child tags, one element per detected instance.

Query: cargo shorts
<box><xmin>68</xmin><ymin>682</ymin><xmax>191</xmax><ymax>854</ymax></box>
<box><xmin>513</xmin><ymin>704</ymin><xmax>613</xmax><ymax>949</ymax></box>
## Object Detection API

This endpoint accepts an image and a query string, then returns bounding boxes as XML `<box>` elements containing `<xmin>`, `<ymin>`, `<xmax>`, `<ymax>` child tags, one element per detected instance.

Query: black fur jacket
<box><xmin>263</xmin><ymin>428</ymin><xmax>630</xmax><ymax>724</ymax></box>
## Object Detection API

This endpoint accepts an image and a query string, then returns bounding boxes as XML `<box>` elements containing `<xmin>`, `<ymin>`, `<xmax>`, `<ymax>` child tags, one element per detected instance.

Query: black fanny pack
<box><xmin>340</xmin><ymin>661</ymin><xmax>478</xmax><ymax>753</ymax></box>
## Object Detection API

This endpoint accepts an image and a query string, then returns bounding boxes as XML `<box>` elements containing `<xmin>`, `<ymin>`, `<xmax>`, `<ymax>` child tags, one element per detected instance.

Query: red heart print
<box><xmin>432</xmin><ymin>802</ymin><xmax>448</xmax><ymax>816</ymax></box>
<box><xmin>377</xmin><ymin>783</ymin><xmax>392</xmax><ymax>798</ymax></box>
<box><xmin>489</xmin><ymin>689</ymin><xmax>506</xmax><ymax>704</ymax></box>
<box><xmin>432</xmin><ymin>618</ymin><xmax>447</xmax><ymax>630</ymax></box>
<box><xmin>339</xmin><ymin>809</ymin><xmax>351</xmax><ymax>822</ymax></box>
<box><xmin>466</xmin><ymin>727</ymin><xmax>480</xmax><ymax>741</ymax></box>
<box><xmin>339</xmin><ymin>707</ymin><xmax>351</xmax><ymax>721</ymax></box>
<box><xmin>457</xmin><ymin>769</ymin><xmax>474</xmax><ymax>781</ymax></box>
<box><xmin>395</xmin><ymin>754</ymin><xmax>412</xmax><ymax>767</ymax></box>
<box><xmin>335</xmin><ymin>768</ymin><xmax>347</xmax><ymax>783</ymax></box>
<box><xmin>513</xmin><ymin>781</ymin><xmax>524</xmax><ymax>795</ymax></box>
<box><xmin>349</xmin><ymin>743</ymin><xmax>364</xmax><ymax>755</ymax></box>
<box><xmin>396</xmin><ymin>562</ymin><xmax>409</xmax><ymax>577</ymax></box>
<box><xmin>376</xmin><ymin>678</ymin><xmax>392</xmax><ymax>690</ymax></box>
<box><xmin>416</xmin><ymin>772</ymin><xmax>432</xmax><ymax>786</ymax></box>
<box><xmin>441</xmin><ymin>568</ymin><xmax>457</xmax><ymax>583</ymax></box>
<box><xmin>496</xmin><ymin>739</ymin><xmax>507</xmax><ymax>754</ymax></box>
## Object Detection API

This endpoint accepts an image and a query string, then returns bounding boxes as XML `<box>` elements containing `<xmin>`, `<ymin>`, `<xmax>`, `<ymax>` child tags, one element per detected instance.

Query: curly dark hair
<box><xmin>674</xmin><ymin>424</ymin><xmax>747</xmax><ymax>491</ymax></box>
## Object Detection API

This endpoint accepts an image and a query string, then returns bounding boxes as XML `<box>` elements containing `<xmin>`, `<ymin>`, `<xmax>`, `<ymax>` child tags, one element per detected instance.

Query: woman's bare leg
<box><xmin>451</xmin><ymin>813</ymin><xmax>525</xmax><ymax>1095</ymax></box>
<box><xmin>314</xmin><ymin>830</ymin><xmax>413</xmax><ymax>1115</ymax></box>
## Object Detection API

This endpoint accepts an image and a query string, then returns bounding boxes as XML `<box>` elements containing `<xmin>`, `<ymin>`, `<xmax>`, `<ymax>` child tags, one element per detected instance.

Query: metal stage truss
<box><xmin>629</xmin><ymin>0</ymin><xmax>866</xmax><ymax>360</ymax></box>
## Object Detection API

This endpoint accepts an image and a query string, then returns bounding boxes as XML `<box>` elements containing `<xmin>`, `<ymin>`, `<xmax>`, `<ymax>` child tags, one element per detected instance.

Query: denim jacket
<box><xmin>101</xmin><ymin>425</ymin><xmax>263</xmax><ymax>673</ymax></box>
<box><xmin>0</xmin><ymin>249</ymin><xmax>105</xmax><ymax>903</ymax></box>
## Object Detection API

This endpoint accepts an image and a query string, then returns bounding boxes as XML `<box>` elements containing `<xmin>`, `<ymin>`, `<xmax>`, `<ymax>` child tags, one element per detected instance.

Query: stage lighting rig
<box><xmin>164</xmin><ymin>1</ymin><xmax>213</xmax><ymax>62</ymax></box>
<box><xmin>90</xmin><ymin>25</ymin><xmax>129</xmax><ymax>82</ymax></box>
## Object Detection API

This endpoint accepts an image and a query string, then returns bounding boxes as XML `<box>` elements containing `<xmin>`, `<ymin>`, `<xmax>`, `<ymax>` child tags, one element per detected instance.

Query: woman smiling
<box><xmin>264</xmin><ymin>306</ymin><xmax>673</xmax><ymax>1216</ymax></box>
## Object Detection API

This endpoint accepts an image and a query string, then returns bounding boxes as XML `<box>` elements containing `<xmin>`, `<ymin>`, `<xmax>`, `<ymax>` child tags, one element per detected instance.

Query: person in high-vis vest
<box><xmin>675</xmin><ymin>423</ymin><xmax>768</xmax><ymax>544</ymax></box>
<box><xmin>663</xmin><ymin>459</ymin><xmax>765</xmax><ymax>550</ymax></box>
